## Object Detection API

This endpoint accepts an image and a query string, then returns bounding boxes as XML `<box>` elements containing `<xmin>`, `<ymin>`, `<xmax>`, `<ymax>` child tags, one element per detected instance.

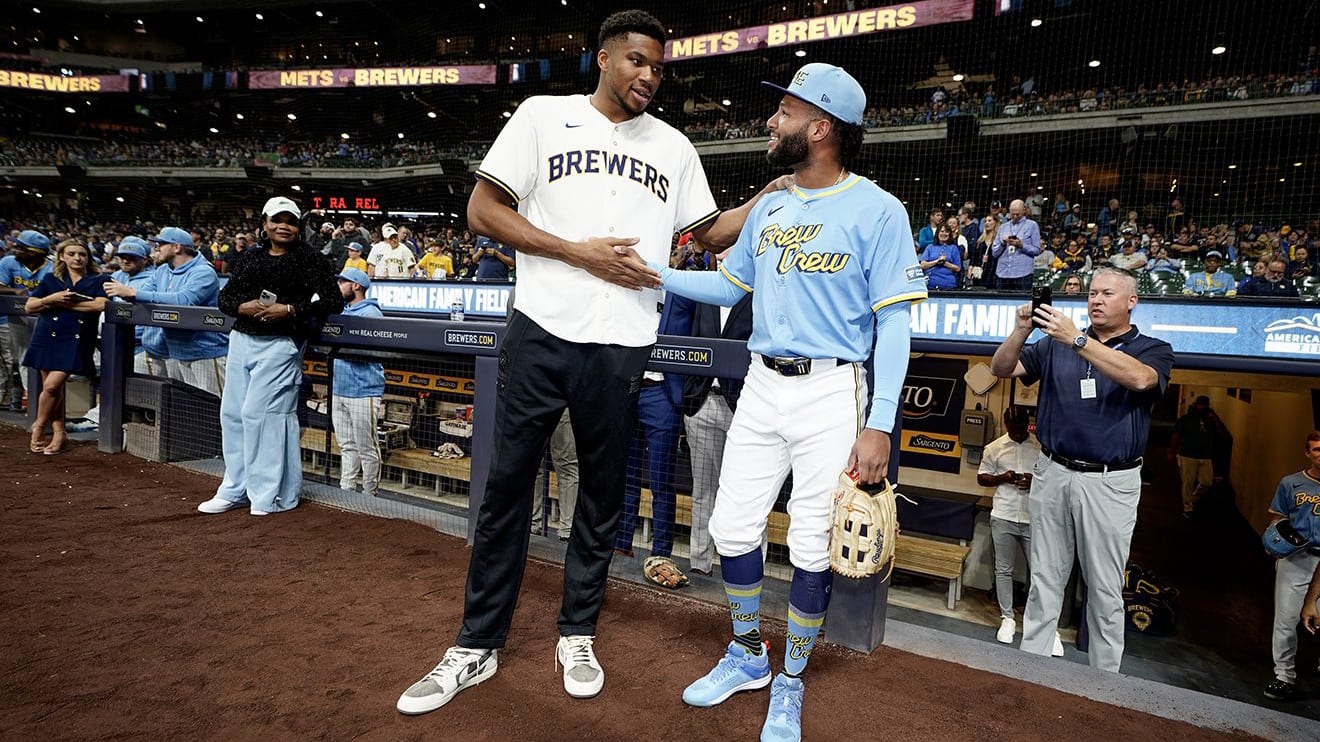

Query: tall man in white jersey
<box><xmin>647</xmin><ymin>64</ymin><xmax>926</xmax><ymax>742</ymax></box>
<box><xmin>397</xmin><ymin>10</ymin><xmax>788</xmax><ymax>716</ymax></box>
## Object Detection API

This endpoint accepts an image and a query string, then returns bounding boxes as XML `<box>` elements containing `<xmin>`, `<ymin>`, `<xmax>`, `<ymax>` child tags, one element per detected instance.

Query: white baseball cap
<box><xmin>382</xmin><ymin>225</ymin><xmax>398</xmax><ymax>238</ymax></box>
<box><xmin>262</xmin><ymin>196</ymin><xmax>302</xmax><ymax>219</ymax></box>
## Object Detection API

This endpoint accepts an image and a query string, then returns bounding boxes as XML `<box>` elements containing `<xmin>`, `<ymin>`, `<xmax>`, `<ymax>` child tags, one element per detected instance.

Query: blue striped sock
<box><xmin>784</xmin><ymin>567</ymin><xmax>832</xmax><ymax>677</ymax></box>
<box><xmin>721</xmin><ymin>550</ymin><xmax>764</xmax><ymax>651</ymax></box>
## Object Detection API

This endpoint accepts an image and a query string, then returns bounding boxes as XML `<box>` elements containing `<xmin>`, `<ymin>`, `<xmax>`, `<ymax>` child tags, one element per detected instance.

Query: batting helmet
<box><xmin>1262</xmin><ymin>519</ymin><xmax>1310</xmax><ymax>559</ymax></box>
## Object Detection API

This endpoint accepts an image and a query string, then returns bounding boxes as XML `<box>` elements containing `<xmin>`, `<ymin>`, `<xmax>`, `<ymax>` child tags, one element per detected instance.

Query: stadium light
<box><xmin>32</xmin><ymin>6</ymin><xmax>40</xmax><ymax>13</ymax></box>
<box><xmin>63</xmin><ymin>106</ymin><xmax>75</xmax><ymax>113</ymax></box>
<box><xmin>1030</xmin><ymin>172</ymin><xmax>1038</xmax><ymax>177</ymax></box>
<box><xmin>1211</xmin><ymin>45</ymin><xmax>1226</xmax><ymax>55</ymax></box>
<box><xmin>502</xmin><ymin>111</ymin><xmax>512</xmax><ymax>118</ymax></box>
<box><xmin>235</xmin><ymin>113</ymin><xmax>244</xmax><ymax>120</ymax></box>
<box><xmin>1294</xmin><ymin>162</ymin><xmax>1303</xmax><ymax>167</ymax></box>
<box><xmin>795</xmin><ymin>50</ymin><xmax>806</xmax><ymax>58</ymax></box>
<box><xmin>478</xmin><ymin>2</ymin><xmax>486</xmax><ymax>8</ymax></box>
<box><xmin>1088</xmin><ymin>60</ymin><xmax>1101</xmax><ymax>68</ymax></box>
<box><xmin>953</xmin><ymin>74</ymin><xmax>964</xmax><ymax>82</ymax></box>
<box><xmin>208</xmin><ymin>127</ymin><xmax>219</xmax><ymax>133</ymax></box>
<box><xmin>196</xmin><ymin>16</ymin><xmax>204</xmax><ymax>23</ymax></box>
<box><xmin>287</xmin><ymin>113</ymin><xmax>297</xmax><ymax>121</ymax></box>
<box><xmin>1030</xmin><ymin>19</ymin><xmax>1042</xmax><ymax>27</ymax></box>
<box><xmin>116</xmin><ymin>196</ymin><xmax>125</xmax><ymax>203</ymax></box>
<box><xmin>291</xmin><ymin>185</ymin><xmax>302</xmax><ymax>191</ymax></box>
<box><xmin>1227</xmin><ymin>164</ymin><xmax>1237</xmax><ymax>169</ymax></box>
<box><xmin>397</xmin><ymin>132</ymin><xmax>405</xmax><ymax>139</ymax></box>
<box><xmin>721</xmin><ymin>99</ymin><xmax>732</xmax><ymax>106</ymax></box>
<box><xmin>315</xmin><ymin>10</ymin><xmax>324</xmax><ymax>17</ymax></box>
<box><xmin>427</xmin><ymin>111</ymin><xmax>438</xmax><ymax>119</ymax></box>
<box><xmin>255</xmin><ymin>13</ymin><xmax>263</xmax><ymax>20</ymax></box>
<box><xmin>340</xmin><ymin>133</ymin><xmax>350</xmax><ymax>140</ymax></box>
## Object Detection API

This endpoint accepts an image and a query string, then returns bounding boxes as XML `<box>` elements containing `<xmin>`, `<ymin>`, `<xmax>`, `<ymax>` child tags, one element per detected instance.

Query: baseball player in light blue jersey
<box><xmin>109</xmin><ymin>237</ymin><xmax>158</xmax><ymax>375</ymax></box>
<box><xmin>331</xmin><ymin>268</ymin><xmax>385</xmax><ymax>498</ymax></box>
<box><xmin>0</xmin><ymin>230</ymin><xmax>54</xmax><ymax>408</ymax></box>
<box><xmin>646</xmin><ymin>63</ymin><xmax>926</xmax><ymax>742</ymax></box>
<box><xmin>106</xmin><ymin>227</ymin><xmax>228</xmax><ymax>396</ymax></box>
<box><xmin>1264</xmin><ymin>431</ymin><xmax>1320</xmax><ymax>702</ymax></box>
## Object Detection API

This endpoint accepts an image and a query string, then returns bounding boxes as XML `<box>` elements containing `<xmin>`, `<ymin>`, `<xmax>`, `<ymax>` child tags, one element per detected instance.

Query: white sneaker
<box><xmin>250</xmin><ymin>509</ymin><xmax>271</xmax><ymax>517</ymax></box>
<box><xmin>1052</xmin><ymin>632</ymin><xmax>1065</xmax><ymax>657</ymax></box>
<box><xmin>197</xmin><ymin>497</ymin><xmax>242</xmax><ymax>514</ymax></box>
<box><xmin>396</xmin><ymin>647</ymin><xmax>498</xmax><ymax>715</ymax></box>
<box><xmin>996</xmin><ymin>617</ymin><xmax>1016</xmax><ymax>644</ymax></box>
<box><xmin>556</xmin><ymin>635</ymin><xmax>604</xmax><ymax>698</ymax></box>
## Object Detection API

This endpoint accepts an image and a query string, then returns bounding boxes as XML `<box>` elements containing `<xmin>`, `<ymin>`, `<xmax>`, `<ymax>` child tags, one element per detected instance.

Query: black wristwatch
<box><xmin>1072</xmin><ymin>333</ymin><xmax>1088</xmax><ymax>352</ymax></box>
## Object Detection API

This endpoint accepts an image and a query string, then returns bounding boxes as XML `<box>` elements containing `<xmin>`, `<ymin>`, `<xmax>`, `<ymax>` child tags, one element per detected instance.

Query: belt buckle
<box><xmin>773</xmin><ymin>356</ymin><xmax>811</xmax><ymax>376</ymax></box>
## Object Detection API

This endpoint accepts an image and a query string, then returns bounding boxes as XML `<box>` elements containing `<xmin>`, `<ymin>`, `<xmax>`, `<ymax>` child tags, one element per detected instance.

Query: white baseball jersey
<box><xmin>476</xmin><ymin>94</ymin><xmax>720</xmax><ymax>346</ymax></box>
<box><xmin>367</xmin><ymin>243</ymin><xmax>416</xmax><ymax>278</ymax></box>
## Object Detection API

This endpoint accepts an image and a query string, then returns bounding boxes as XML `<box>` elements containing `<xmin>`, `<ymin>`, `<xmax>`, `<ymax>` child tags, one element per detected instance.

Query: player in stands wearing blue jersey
<box><xmin>640</xmin><ymin>63</ymin><xmax>926</xmax><ymax>742</ymax></box>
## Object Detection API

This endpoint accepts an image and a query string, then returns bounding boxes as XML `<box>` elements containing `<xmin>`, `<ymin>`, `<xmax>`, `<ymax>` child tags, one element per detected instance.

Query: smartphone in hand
<box><xmin>1031</xmin><ymin>286</ymin><xmax>1052</xmax><ymax>328</ymax></box>
<box><xmin>67</xmin><ymin>292</ymin><xmax>95</xmax><ymax>303</ymax></box>
<box><xmin>259</xmin><ymin>289</ymin><xmax>278</xmax><ymax>306</ymax></box>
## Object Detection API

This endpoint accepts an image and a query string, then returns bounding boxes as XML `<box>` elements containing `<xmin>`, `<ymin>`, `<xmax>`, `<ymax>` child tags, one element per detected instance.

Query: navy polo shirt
<box><xmin>474</xmin><ymin>237</ymin><xmax>514</xmax><ymax>280</ymax></box>
<box><xmin>1019</xmin><ymin>325</ymin><xmax>1174</xmax><ymax>464</ymax></box>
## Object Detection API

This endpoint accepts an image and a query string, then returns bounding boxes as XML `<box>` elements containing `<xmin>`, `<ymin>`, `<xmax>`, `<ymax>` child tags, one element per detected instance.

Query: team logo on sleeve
<box><xmin>904</xmin><ymin>265</ymin><xmax>924</xmax><ymax>283</ymax></box>
<box><xmin>755</xmin><ymin>223</ymin><xmax>850</xmax><ymax>275</ymax></box>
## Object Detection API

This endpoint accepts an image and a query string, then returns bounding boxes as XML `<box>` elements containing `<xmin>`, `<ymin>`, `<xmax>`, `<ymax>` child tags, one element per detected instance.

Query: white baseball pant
<box><xmin>166</xmin><ymin>356</ymin><xmax>227</xmax><ymax>397</ymax></box>
<box><xmin>332</xmin><ymin>395</ymin><xmax>382</xmax><ymax>496</ymax></box>
<box><xmin>709</xmin><ymin>357</ymin><xmax>866</xmax><ymax>573</ymax></box>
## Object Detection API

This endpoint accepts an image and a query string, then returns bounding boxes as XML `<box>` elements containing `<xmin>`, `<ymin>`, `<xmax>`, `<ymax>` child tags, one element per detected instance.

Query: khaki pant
<box><xmin>1176</xmin><ymin>455</ymin><xmax>1213</xmax><ymax>514</ymax></box>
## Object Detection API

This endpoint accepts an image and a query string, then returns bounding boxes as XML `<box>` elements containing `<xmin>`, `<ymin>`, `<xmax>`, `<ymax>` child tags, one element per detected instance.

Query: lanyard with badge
<box><xmin>1080</xmin><ymin>339</ymin><xmax>1123</xmax><ymax>400</ymax></box>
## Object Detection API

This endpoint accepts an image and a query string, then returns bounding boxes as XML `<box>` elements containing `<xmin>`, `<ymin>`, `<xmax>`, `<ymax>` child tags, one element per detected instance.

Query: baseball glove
<box><xmin>828</xmin><ymin>470</ymin><xmax>901</xmax><ymax>580</ymax></box>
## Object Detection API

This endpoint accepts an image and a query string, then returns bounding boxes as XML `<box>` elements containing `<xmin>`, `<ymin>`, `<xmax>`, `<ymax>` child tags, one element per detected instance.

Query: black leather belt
<box><xmin>759</xmin><ymin>355</ymin><xmax>852</xmax><ymax>377</ymax></box>
<box><xmin>1042</xmin><ymin>448</ymin><xmax>1143</xmax><ymax>473</ymax></box>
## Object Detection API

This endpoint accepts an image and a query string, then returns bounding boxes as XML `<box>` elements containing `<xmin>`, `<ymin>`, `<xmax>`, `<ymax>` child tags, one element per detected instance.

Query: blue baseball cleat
<box><xmin>760</xmin><ymin>673</ymin><xmax>804</xmax><ymax>742</ymax></box>
<box><xmin>681</xmin><ymin>641</ymin><xmax>772</xmax><ymax>707</ymax></box>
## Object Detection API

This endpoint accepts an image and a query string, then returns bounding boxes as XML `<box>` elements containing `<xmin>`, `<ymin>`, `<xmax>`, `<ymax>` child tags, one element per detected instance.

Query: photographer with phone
<box><xmin>22</xmin><ymin>239</ymin><xmax>109</xmax><ymax>455</ymax></box>
<box><xmin>197</xmin><ymin>196</ymin><xmax>343</xmax><ymax>517</ymax></box>
<box><xmin>991</xmin><ymin>267</ymin><xmax>1174</xmax><ymax>672</ymax></box>
<box><xmin>990</xmin><ymin>199</ymin><xmax>1042</xmax><ymax>291</ymax></box>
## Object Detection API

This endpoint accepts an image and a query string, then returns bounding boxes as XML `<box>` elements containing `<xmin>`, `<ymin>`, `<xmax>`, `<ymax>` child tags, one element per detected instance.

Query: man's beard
<box><xmin>766</xmin><ymin>125</ymin><xmax>809</xmax><ymax>168</ymax></box>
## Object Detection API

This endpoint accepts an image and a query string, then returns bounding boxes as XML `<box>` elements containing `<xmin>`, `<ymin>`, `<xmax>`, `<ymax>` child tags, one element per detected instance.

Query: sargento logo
<box><xmin>322</xmin><ymin>323</ymin><xmax>343</xmax><ymax>336</ymax></box>
<box><xmin>901</xmin><ymin>375</ymin><xmax>956</xmax><ymax>420</ymax></box>
<box><xmin>407</xmin><ymin>374</ymin><xmax>431</xmax><ymax>386</ymax></box>
<box><xmin>907</xmin><ymin>434</ymin><xmax>955</xmax><ymax>453</ymax></box>
<box><xmin>151</xmin><ymin>310</ymin><xmax>179</xmax><ymax>324</ymax></box>
<box><xmin>202</xmin><ymin>314</ymin><xmax>226</xmax><ymax>327</ymax></box>
<box><xmin>112</xmin><ymin>305</ymin><xmax>134</xmax><ymax>319</ymax></box>
<box><xmin>1263</xmin><ymin>313</ymin><xmax>1320</xmax><ymax>356</ymax></box>
<box><xmin>650</xmin><ymin>344</ymin><xmax>712</xmax><ymax>367</ymax></box>
<box><xmin>445</xmin><ymin>329</ymin><xmax>497</xmax><ymax>348</ymax></box>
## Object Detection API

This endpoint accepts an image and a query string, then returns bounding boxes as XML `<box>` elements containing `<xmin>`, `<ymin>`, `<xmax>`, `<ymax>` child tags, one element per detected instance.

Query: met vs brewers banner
<box><xmin>900</xmin><ymin>357</ymin><xmax>967</xmax><ymax>474</ymax></box>
<box><xmin>248</xmin><ymin>65</ymin><xmax>496</xmax><ymax>89</ymax></box>
<box><xmin>664</xmin><ymin>0</ymin><xmax>975</xmax><ymax>61</ymax></box>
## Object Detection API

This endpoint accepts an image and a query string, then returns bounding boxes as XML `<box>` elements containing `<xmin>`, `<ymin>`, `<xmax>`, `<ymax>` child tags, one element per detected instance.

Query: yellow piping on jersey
<box><xmin>720</xmin><ymin>264</ymin><xmax>752</xmax><ymax>293</ymax></box>
<box><xmin>475</xmin><ymin>170</ymin><xmax>520</xmax><ymax>204</ymax></box>
<box><xmin>680</xmin><ymin>208</ymin><xmax>721</xmax><ymax>236</ymax></box>
<box><xmin>871</xmin><ymin>291</ymin><xmax>927</xmax><ymax>313</ymax></box>
<box><xmin>791</xmin><ymin>174</ymin><xmax>863</xmax><ymax>201</ymax></box>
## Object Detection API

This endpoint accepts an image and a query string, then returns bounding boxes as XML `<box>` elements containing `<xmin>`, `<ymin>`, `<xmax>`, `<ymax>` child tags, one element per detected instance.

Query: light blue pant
<box><xmin>216</xmin><ymin>331</ymin><xmax>303</xmax><ymax>512</ymax></box>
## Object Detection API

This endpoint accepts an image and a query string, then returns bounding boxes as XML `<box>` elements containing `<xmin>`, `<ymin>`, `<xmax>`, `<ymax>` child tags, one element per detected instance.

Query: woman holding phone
<box><xmin>198</xmin><ymin>196</ymin><xmax>342</xmax><ymax>517</ymax></box>
<box><xmin>22</xmin><ymin>239</ymin><xmax>109</xmax><ymax>454</ymax></box>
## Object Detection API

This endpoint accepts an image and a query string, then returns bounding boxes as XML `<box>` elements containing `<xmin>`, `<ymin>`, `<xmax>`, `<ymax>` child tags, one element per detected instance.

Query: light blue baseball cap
<box><xmin>762</xmin><ymin>63</ymin><xmax>866</xmax><ymax>126</ymax></box>
<box><xmin>337</xmin><ymin>267</ymin><xmax>371</xmax><ymax>290</ymax></box>
<box><xmin>148</xmin><ymin>226</ymin><xmax>194</xmax><ymax>248</ymax></box>
<box><xmin>17</xmin><ymin>229</ymin><xmax>51</xmax><ymax>252</ymax></box>
<box><xmin>117</xmin><ymin>236</ymin><xmax>151</xmax><ymax>259</ymax></box>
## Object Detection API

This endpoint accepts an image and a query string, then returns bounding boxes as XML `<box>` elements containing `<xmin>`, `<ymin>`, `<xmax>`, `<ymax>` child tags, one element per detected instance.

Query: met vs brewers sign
<box><xmin>899</xmin><ymin>357</ymin><xmax>966</xmax><ymax>474</ymax></box>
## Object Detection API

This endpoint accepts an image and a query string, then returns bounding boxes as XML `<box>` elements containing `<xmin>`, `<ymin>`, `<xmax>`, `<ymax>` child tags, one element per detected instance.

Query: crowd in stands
<box><xmin>1</xmin><ymin>213</ymin><xmax>514</xmax><ymax>282</ymax></box>
<box><xmin>0</xmin><ymin>137</ymin><xmax>486</xmax><ymax>169</ymax></box>
<box><xmin>911</xmin><ymin>194</ymin><xmax>1320</xmax><ymax>299</ymax></box>
<box><xmin>683</xmin><ymin>69</ymin><xmax>1320</xmax><ymax>141</ymax></box>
